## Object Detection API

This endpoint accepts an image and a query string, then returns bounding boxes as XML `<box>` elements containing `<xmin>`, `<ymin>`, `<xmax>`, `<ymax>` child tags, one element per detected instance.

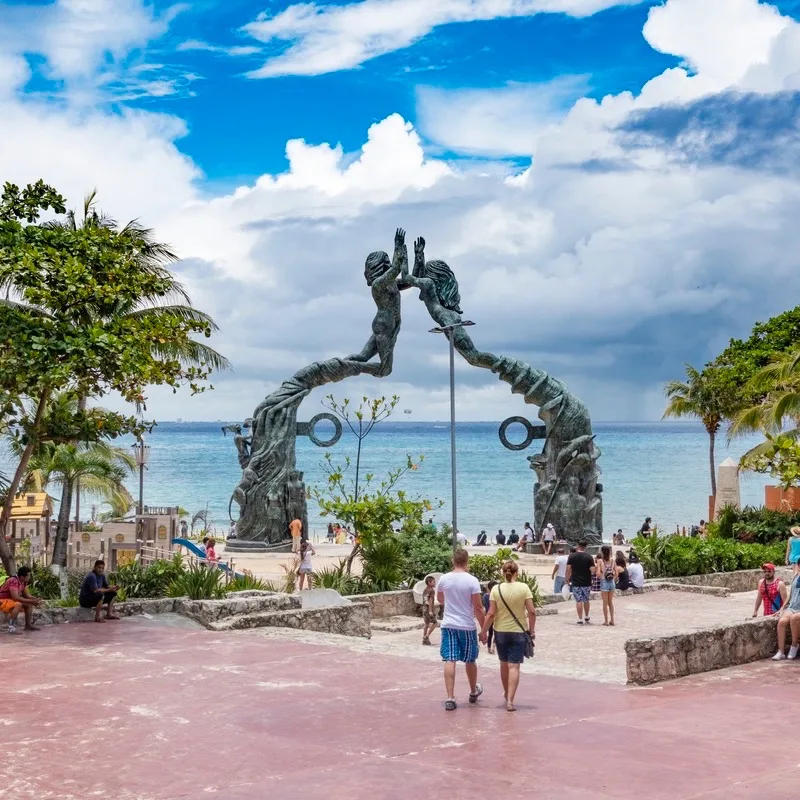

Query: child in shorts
<box><xmin>422</xmin><ymin>575</ymin><xmax>437</xmax><ymax>646</ymax></box>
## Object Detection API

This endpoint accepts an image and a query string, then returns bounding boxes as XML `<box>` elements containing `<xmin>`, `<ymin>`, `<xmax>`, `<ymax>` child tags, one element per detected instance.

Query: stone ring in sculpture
<box><xmin>498</xmin><ymin>416</ymin><xmax>544</xmax><ymax>451</ymax></box>
<box><xmin>306</xmin><ymin>413</ymin><xmax>343</xmax><ymax>448</ymax></box>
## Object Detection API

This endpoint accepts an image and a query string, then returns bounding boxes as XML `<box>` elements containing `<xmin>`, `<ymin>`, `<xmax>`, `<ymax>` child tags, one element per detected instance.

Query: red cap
<box><xmin>762</xmin><ymin>563</ymin><xmax>776</xmax><ymax>571</ymax></box>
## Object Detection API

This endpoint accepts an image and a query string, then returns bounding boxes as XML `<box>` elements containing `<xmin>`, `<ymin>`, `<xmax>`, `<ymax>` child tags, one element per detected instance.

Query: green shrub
<box><xmin>29</xmin><ymin>565</ymin><xmax>84</xmax><ymax>599</ymax></box>
<box><xmin>517</xmin><ymin>572</ymin><xmax>543</xmax><ymax>608</ymax></box>
<box><xmin>166</xmin><ymin>562</ymin><xmax>225</xmax><ymax>600</ymax></box>
<box><xmin>631</xmin><ymin>534</ymin><xmax>786</xmax><ymax>578</ymax></box>
<box><xmin>312</xmin><ymin>560</ymin><xmax>360</xmax><ymax>595</ymax></box>
<box><xmin>715</xmin><ymin>505</ymin><xmax>800</xmax><ymax>545</ymax></box>
<box><xmin>51</xmin><ymin>595</ymin><xmax>79</xmax><ymax>607</ymax></box>
<box><xmin>225</xmin><ymin>573</ymin><xmax>276</xmax><ymax>593</ymax></box>
<box><xmin>361</xmin><ymin>537</ymin><xmax>406</xmax><ymax>592</ymax></box>
<box><xmin>111</xmin><ymin>555</ymin><xmax>185</xmax><ymax>599</ymax></box>
<box><xmin>467</xmin><ymin>548</ymin><xmax>518</xmax><ymax>582</ymax></box>
<box><xmin>395</xmin><ymin>523</ymin><xmax>452</xmax><ymax>581</ymax></box>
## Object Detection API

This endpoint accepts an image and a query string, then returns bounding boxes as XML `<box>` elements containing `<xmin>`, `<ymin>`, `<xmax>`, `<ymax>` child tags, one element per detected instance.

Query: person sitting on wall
<box><xmin>0</xmin><ymin>566</ymin><xmax>43</xmax><ymax>634</ymax></box>
<box><xmin>78</xmin><ymin>560</ymin><xmax>120</xmax><ymax>623</ymax></box>
<box><xmin>773</xmin><ymin>560</ymin><xmax>800</xmax><ymax>661</ymax></box>
<box><xmin>752</xmin><ymin>563</ymin><xmax>787</xmax><ymax>619</ymax></box>
<box><xmin>495</xmin><ymin>529</ymin><xmax>506</xmax><ymax>545</ymax></box>
<box><xmin>475</xmin><ymin>530</ymin><xmax>488</xmax><ymax>546</ymax></box>
<box><xmin>507</xmin><ymin>529</ymin><xmax>519</xmax><ymax>546</ymax></box>
<box><xmin>627</xmin><ymin>551</ymin><xmax>645</xmax><ymax>593</ymax></box>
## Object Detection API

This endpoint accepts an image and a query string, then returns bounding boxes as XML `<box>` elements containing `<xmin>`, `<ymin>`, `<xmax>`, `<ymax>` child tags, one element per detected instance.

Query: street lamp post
<box><xmin>429</xmin><ymin>321</ymin><xmax>475</xmax><ymax>554</ymax></box>
<box><xmin>132</xmin><ymin>437</ymin><xmax>151</xmax><ymax>518</ymax></box>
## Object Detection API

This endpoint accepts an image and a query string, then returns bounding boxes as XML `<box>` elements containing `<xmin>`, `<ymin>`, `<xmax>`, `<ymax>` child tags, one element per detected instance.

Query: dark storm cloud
<box><xmin>620</xmin><ymin>91</ymin><xmax>800</xmax><ymax>173</ymax></box>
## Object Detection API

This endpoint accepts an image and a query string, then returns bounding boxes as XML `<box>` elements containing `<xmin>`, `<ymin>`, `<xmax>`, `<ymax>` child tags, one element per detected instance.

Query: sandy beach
<box><xmin>210</xmin><ymin>540</ymin><xmax>562</xmax><ymax>591</ymax></box>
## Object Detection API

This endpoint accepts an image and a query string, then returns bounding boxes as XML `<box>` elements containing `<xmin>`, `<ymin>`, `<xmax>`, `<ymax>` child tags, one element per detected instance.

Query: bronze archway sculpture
<box><xmin>227</xmin><ymin>230</ymin><xmax>602</xmax><ymax>549</ymax></box>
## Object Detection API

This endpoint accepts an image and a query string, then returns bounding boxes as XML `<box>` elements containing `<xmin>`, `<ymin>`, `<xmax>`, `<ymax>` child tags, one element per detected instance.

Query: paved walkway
<box><xmin>4</xmin><ymin>616</ymin><xmax>799</xmax><ymax>799</ymax></box>
<box><xmin>257</xmin><ymin>589</ymin><xmax>760</xmax><ymax>683</ymax></box>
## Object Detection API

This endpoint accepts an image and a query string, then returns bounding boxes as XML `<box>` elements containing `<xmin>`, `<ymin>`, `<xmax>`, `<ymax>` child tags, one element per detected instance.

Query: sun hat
<box><xmin>791</xmin><ymin>526</ymin><xmax>800</xmax><ymax>536</ymax></box>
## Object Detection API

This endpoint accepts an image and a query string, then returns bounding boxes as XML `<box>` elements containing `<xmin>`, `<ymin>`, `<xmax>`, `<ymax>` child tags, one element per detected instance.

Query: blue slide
<box><xmin>172</xmin><ymin>538</ymin><xmax>244</xmax><ymax>578</ymax></box>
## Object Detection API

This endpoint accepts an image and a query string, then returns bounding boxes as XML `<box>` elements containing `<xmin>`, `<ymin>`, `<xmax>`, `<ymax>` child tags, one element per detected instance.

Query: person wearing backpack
<box><xmin>479</xmin><ymin>560</ymin><xmax>536</xmax><ymax>712</ymax></box>
<box><xmin>752</xmin><ymin>563</ymin><xmax>786</xmax><ymax>619</ymax></box>
<box><xmin>595</xmin><ymin>545</ymin><xmax>621</xmax><ymax>626</ymax></box>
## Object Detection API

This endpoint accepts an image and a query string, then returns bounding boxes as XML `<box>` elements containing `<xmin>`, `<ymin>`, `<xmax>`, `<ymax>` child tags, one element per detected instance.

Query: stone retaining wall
<box><xmin>176</xmin><ymin>593</ymin><xmax>299</xmax><ymax>625</ymax></box>
<box><xmin>625</xmin><ymin>617</ymin><xmax>779</xmax><ymax>685</ymax></box>
<box><xmin>210</xmin><ymin>602</ymin><xmax>371</xmax><ymax>638</ymax></box>
<box><xmin>358</xmin><ymin>589</ymin><xmax>418</xmax><ymax>618</ymax></box>
<box><xmin>652</xmin><ymin>568</ymin><xmax>792</xmax><ymax>593</ymax></box>
<box><xmin>37</xmin><ymin>598</ymin><xmax>177</xmax><ymax>625</ymax></box>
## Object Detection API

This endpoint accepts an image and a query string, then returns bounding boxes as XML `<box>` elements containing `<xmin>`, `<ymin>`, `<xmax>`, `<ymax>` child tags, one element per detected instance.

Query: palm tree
<box><xmin>31</xmin><ymin>441</ymin><xmax>135</xmax><ymax>567</ymax></box>
<box><xmin>1</xmin><ymin>192</ymin><xmax>229</xmax><ymax>573</ymax></box>
<box><xmin>729</xmin><ymin>347</ymin><xmax>800</xmax><ymax>461</ymax></box>
<box><xmin>663</xmin><ymin>364</ymin><xmax>729</xmax><ymax>498</ymax></box>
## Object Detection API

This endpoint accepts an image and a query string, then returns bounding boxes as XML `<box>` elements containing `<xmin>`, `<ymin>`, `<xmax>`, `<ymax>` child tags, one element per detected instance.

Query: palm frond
<box><xmin>149</xmin><ymin>338</ymin><xmax>231</xmax><ymax>372</ymax></box>
<box><xmin>124</xmin><ymin>304</ymin><xmax>219</xmax><ymax>330</ymax></box>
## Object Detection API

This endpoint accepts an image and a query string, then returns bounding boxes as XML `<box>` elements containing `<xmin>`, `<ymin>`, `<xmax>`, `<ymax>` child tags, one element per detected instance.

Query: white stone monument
<box><xmin>714</xmin><ymin>457</ymin><xmax>741</xmax><ymax>516</ymax></box>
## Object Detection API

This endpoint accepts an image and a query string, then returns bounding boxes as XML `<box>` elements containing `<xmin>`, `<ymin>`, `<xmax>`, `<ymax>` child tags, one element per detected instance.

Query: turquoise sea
<box><xmin>83</xmin><ymin>420</ymin><xmax>773</xmax><ymax>539</ymax></box>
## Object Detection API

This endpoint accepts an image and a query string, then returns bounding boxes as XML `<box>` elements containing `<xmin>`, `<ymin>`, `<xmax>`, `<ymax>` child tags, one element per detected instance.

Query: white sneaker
<box><xmin>789</xmin><ymin>645</ymin><xmax>799</xmax><ymax>660</ymax></box>
<box><xmin>773</xmin><ymin>651</ymin><xmax>787</xmax><ymax>661</ymax></box>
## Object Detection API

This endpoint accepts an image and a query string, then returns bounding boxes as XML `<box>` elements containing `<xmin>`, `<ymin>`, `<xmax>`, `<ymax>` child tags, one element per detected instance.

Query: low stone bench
<box><xmin>626</xmin><ymin>616</ymin><xmax>779</xmax><ymax>685</ymax></box>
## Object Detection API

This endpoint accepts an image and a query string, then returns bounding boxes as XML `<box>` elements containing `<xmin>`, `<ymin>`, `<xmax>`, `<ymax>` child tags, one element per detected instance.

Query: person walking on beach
<box><xmin>566</xmin><ymin>539</ymin><xmax>595</xmax><ymax>624</ymax></box>
<box><xmin>422</xmin><ymin>575</ymin><xmax>438</xmax><ymax>646</ymax></box>
<box><xmin>296</xmin><ymin>540</ymin><xmax>316</xmax><ymax>590</ymax></box>
<box><xmin>480</xmin><ymin>560</ymin><xmax>536</xmax><ymax>712</ymax></box>
<box><xmin>595</xmin><ymin>545</ymin><xmax>620</xmax><ymax>625</ymax></box>
<box><xmin>436</xmin><ymin>549</ymin><xmax>485</xmax><ymax>711</ymax></box>
<box><xmin>752</xmin><ymin>563</ymin><xmax>786</xmax><ymax>618</ymax></box>
<box><xmin>552</xmin><ymin>547</ymin><xmax>568</xmax><ymax>595</ymax></box>
<box><xmin>289</xmin><ymin>517</ymin><xmax>303</xmax><ymax>553</ymax></box>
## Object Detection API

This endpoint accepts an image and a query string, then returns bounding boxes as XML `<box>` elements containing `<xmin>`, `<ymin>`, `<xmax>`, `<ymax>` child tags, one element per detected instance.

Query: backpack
<box><xmin>604</xmin><ymin>561</ymin><xmax>615</xmax><ymax>581</ymax></box>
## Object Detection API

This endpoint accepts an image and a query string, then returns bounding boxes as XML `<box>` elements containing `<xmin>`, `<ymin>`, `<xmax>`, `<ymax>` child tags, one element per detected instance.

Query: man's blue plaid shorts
<box><xmin>440</xmin><ymin>627</ymin><xmax>479</xmax><ymax>663</ymax></box>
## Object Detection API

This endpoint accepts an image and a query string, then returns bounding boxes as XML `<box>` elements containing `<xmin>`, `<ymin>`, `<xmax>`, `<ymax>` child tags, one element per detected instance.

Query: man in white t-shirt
<box><xmin>551</xmin><ymin>547</ymin><xmax>568</xmax><ymax>594</ymax></box>
<box><xmin>455</xmin><ymin>531</ymin><xmax>468</xmax><ymax>546</ymax></box>
<box><xmin>627</xmin><ymin>553</ymin><xmax>645</xmax><ymax>591</ymax></box>
<box><xmin>436</xmin><ymin>549</ymin><xmax>486</xmax><ymax>711</ymax></box>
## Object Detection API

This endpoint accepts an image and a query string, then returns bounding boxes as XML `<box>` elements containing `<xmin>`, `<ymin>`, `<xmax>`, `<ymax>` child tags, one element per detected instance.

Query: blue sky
<box><xmin>2</xmin><ymin>0</ymin><xmax>800</xmax><ymax>422</ymax></box>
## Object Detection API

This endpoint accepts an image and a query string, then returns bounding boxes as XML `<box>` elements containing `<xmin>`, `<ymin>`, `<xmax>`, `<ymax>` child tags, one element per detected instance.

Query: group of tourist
<box><xmin>471</xmin><ymin>521</ymin><xmax>558</xmax><ymax>552</ymax></box>
<box><xmin>751</xmin><ymin>549</ymin><xmax>800</xmax><ymax>661</ymax></box>
<box><xmin>326</xmin><ymin>522</ymin><xmax>355</xmax><ymax>545</ymax></box>
<box><xmin>431</xmin><ymin>548</ymin><xmax>536</xmax><ymax>712</ymax></box>
<box><xmin>1</xmin><ymin>560</ymin><xmax>119</xmax><ymax>633</ymax></box>
<box><xmin>549</xmin><ymin>543</ymin><xmax>645</xmax><ymax>624</ymax></box>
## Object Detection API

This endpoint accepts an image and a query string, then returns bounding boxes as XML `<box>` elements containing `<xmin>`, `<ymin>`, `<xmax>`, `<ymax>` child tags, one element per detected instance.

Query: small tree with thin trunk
<box><xmin>663</xmin><ymin>364</ymin><xmax>734</xmax><ymax>500</ymax></box>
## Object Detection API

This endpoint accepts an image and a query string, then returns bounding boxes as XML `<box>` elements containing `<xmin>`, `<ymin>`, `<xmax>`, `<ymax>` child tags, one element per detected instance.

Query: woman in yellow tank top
<box><xmin>479</xmin><ymin>560</ymin><xmax>536</xmax><ymax>712</ymax></box>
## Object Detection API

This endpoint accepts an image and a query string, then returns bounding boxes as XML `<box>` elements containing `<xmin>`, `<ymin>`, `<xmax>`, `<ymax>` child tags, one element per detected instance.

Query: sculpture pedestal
<box><xmin>224</xmin><ymin>540</ymin><xmax>293</xmax><ymax>554</ymax></box>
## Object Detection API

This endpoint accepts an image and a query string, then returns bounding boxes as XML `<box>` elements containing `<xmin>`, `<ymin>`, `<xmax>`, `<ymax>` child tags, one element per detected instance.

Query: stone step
<box><xmin>372</xmin><ymin>615</ymin><xmax>423</xmax><ymax>633</ymax></box>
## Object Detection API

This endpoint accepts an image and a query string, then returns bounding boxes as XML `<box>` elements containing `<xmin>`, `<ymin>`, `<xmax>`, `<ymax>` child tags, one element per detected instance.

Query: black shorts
<box><xmin>494</xmin><ymin>631</ymin><xmax>527</xmax><ymax>664</ymax></box>
<box><xmin>79</xmin><ymin>591</ymin><xmax>116</xmax><ymax>609</ymax></box>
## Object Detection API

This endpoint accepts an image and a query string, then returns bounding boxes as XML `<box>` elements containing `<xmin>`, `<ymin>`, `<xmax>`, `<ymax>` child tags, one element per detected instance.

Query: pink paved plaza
<box><xmin>4</xmin><ymin>617</ymin><xmax>800</xmax><ymax>799</ymax></box>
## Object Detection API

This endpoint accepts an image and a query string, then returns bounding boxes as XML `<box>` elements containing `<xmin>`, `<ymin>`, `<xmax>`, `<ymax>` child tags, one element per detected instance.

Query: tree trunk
<box><xmin>709</xmin><ymin>429</ymin><xmax>717</xmax><ymax>500</ymax></box>
<box><xmin>0</xmin><ymin>388</ymin><xmax>51</xmax><ymax>576</ymax></box>
<box><xmin>51</xmin><ymin>480</ymin><xmax>74</xmax><ymax>570</ymax></box>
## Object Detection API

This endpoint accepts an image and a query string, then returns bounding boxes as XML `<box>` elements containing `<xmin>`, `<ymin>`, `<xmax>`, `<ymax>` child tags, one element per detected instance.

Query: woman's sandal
<box><xmin>506</xmin><ymin>702</ymin><xmax>516</xmax><ymax>712</ymax></box>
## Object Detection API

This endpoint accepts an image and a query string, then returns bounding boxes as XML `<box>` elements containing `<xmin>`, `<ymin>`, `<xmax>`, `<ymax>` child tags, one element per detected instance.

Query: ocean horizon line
<box><xmin>161</xmin><ymin>419</ymin><xmax>704</xmax><ymax>426</ymax></box>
